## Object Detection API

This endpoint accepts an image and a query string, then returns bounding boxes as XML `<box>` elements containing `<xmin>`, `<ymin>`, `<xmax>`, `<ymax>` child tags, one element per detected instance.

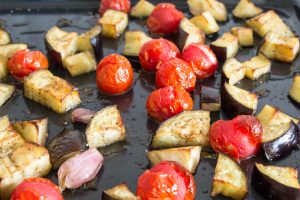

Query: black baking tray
<box><xmin>1</xmin><ymin>0</ymin><xmax>300</xmax><ymax>199</ymax></box>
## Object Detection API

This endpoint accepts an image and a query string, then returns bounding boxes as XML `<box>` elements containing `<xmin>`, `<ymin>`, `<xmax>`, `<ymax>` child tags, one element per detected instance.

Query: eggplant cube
<box><xmin>232</xmin><ymin>0</ymin><xmax>263</xmax><ymax>19</ymax></box>
<box><xmin>99</xmin><ymin>9</ymin><xmax>128</xmax><ymax>39</ymax></box>
<box><xmin>123</xmin><ymin>31</ymin><xmax>152</xmax><ymax>57</ymax></box>
<box><xmin>244</xmin><ymin>55</ymin><xmax>271</xmax><ymax>80</ymax></box>
<box><xmin>210</xmin><ymin>33</ymin><xmax>239</xmax><ymax>62</ymax></box>
<box><xmin>62</xmin><ymin>51</ymin><xmax>97</xmax><ymax>77</ymax></box>
<box><xmin>13</xmin><ymin>118</ymin><xmax>48</xmax><ymax>146</ymax></box>
<box><xmin>0</xmin><ymin>55</ymin><xmax>9</xmax><ymax>81</ymax></box>
<box><xmin>0</xmin><ymin>43</ymin><xmax>28</xmax><ymax>58</ymax></box>
<box><xmin>190</xmin><ymin>12</ymin><xmax>220</xmax><ymax>35</ymax></box>
<box><xmin>102</xmin><ymin>183</ymin><xmax>139</xmax><ymax>200</ymax></box>
<box><xmin>259</xmin><ymin>32</ymin><xmax>300</xmax><ymax>63</ymax></box>
<box><xmin>86</xmin><ymin>105</ymin><xmax>126</xmax><ymax>148</ymax></box>
<box><xmin>0</xmin><ymin>29</ymin><xmax>11</xmax><ymax>46</ymax></box>
<box><xmin>289</xmin><ymin>75</ymin><xmax>300</xmax><ymax>104</ymax></box>
<box><xmin>147</xmin><ymin>146</ymin><xmax>201</xmax><ymax>173</ymax></box>
<box><xmin>200</xmin><ymin>86</ymin><xmax>221</xmax><ymax>111</ymax></box>
<box><xmin>130</xmin><ymin>0</ymin><xmax>155</xmax><ymax>19</ymax></box>
<box><xmin>211</xmin><ymin>154</ymin><xmax>247</xmax><ymax>200</ymax></box>
<box><xmin>222</xmin><ymin>58</ymin><xmax>246</xmax><ymax>85</ymax></box>
<box><xmin>187</xmin><ymin>0</ymin><xmax>227</xmax><ymax>22</ymax></box>
<box><xmin>231</xmin><ymin>27</ymin><xmax>254</xmax><ymax>47</ymax></box>
<box><xmin>246</xmin><ymin>10</ymin><xmax>294</xmax><ymax>37</ymax></box>
<box><xmin>24</xmin><ymin>70</ymin><xmax>81</xmax><ymax>114</ymax></box>
<box><xmin>252</xmin><ymin>163</ymin><xmax>300</xmax><ymax>200</ymax></box>
<box><xmin>151</xmin><ymin>110</ymin><xmax>211</xmax><ymax>148</ymax></box>
<box><xmin>0</xmin><ymin>83</ymin><xmax>15</xmax><ymax>107</ymax></box>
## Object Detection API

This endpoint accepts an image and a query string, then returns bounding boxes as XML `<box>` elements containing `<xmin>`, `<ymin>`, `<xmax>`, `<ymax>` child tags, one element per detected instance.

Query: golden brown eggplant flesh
<box><xmin>232</xmin><ymin>0</ymin><xmax>263</xmax><ymax>19</ymax></box>
<box><xmin>102</xmin><ymin>183</ymin><xmax>140</xmax><ymax>200</ymax></box>
<box><xmin>252</xmin><ymin>163</ymin><xmax>300</xmax><ymax>200</ymax></box>
<box><xmin>0</xmin><ymin>28</ymin><xmax>11</xmax><ymax>46</ymax></box>
<box><xmin>222</xmin><ymin>58</ymin><xmax>246</xmax><ymax>85</ymax></box>
<box><xmin>289</xmin><ymin>75</ymin><xmax>300</xmax><ymax>104</ymax></box>
<box><xmin>231</xmin><ymin>27</ymin><xmax>254</xmax><ymax>47</ymax></box>
<box><xmin>190</xmin><ymin>12</ymin><xmax>220</xmax><ymax>35</ymax></box>
<box><xmin>0</xmin><ymin>83</ymin><xmax>15</xmax><ymax>107</ymax></box>
<box><xmin>200</xmin><ymin>86</ymin><xmax>221</xmax><ymax>111</ymax></box>
<box><xmin>130</xmin><ymin>0</ymin><xmax>155</xmax><ymax>19</ymax></box>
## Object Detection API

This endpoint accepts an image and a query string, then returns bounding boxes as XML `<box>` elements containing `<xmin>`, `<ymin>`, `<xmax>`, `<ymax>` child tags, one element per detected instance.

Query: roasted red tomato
<box><xmin>156</xmin><ymin>58</ymin><xmax>196</xmax><ymax>92</ymax></box>
<box><xmin>146</xmin><ymin>85</ymin><xmax>193</xmax><ymax>122</ymax></box>
<box><xmin>11</xmin><ymin>178</ymin><xmax>63</xmax><ymax>200</ymax></box>
<box><xmin>147</xmin><ymin>3</ymin><xmax>184</xmax><ymax>35</ymax></box>
<box><xmin>139</xmin><ymin>38</ymin><xmax>180</xmax><ymax>72</ymax></box>
<box><xmin>96</xmin><ymin>54</ymin><xmax>133</xmax><ymax>95</ymax></box>
<box><xmin>209</xmin><ymin>115</ymin><xmax>263</xmax><ymax>161</ymax></box>
<box><xmin>99</xmin><ymin>0</ymin><xmax>131</xmax><ymax>15</ymax></box>
<box><xmin>137</xmin><ymin>161</ymin><xmax>196</xmax><ymax>200</ymax></box>
<box><xmin>181</xmin><ymin>44</ymin><xmax>218</xmax><ymax>80</ymax></box>
<box><xmin>8</xmin><ymin>49</ymin><xmax>48</xmax><ymax>80</ymax></box>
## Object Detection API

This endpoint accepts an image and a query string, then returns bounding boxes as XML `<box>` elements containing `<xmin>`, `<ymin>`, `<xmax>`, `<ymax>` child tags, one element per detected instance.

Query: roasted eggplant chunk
<box><xmin>0</xmin><ymin>83</ymin><xmax>15</xmax><ymax>107</ymax></box>
<box><xmin>102</xmin><ymin>183</ymin><xmax>140</xmax><ymax>200</ymax></box>
<box><xmin>211</xmin><ymin>154</ymin><xmax>247</xmax><ymax>200</ymax></box>
<box><xmin>187</xmin><ymin>0</ymin><xmax>227</xmax><ymax>22</ymax></box>
<box><xmin>0</xmin><ymin>43</ymin><xmax>28</xmax><ymax>58</ymax></box>
<box><xmin>178</xmin><ymin>18</ymin><xmax>205</xmax><ymax>50</ymax></box>
<box><xmin>24</xmin><ymin>69</ymin><xmax>81</xmax><ymax>114</ymax></box>
<box><xmin>130</xmin><ymin>0</ymin><xmax>155</xmax><ymax>19</ymax></box>
<box><xmin>0</xmin><ymin>116</ymin><xmax>25</xmax><ymax>158</ymax></box>
<box><xmin>222</xmin><ymin>58</ymin><xmax>246</xmax><ymax>85</ymax></box>
<box><xmin>231</xmin><ymin>27</ymin><xmax>254</xmax><ymax>47</ymax></box>
<box><xmin>99</xmin><ymin>9</ymin><xmax>128</xmax><ymax>39</ymax></box>
<box><xmin>47</xmin><ymin>129</ymin><xmax>86</xmax><ymax>169</ymax></box>
<box><xmin>13</xmin><ymin>118</ymin><xmax>48</xmax><ymax>146</ymax></box>
<box><xmin>0</xmin><ymin>55</ymin><xmax>9</xmax><ymax>80</ymax></box>
<box><xmin>244</xmin><ymin>55</ymin><xmax>271</xmax><ymax>80</ymax></box>
<box><xmin>190</xmin><ymin>12</ymin><xmax>220</xmax><ymax>35</ymax></box>
<box><xmin>210</xmin><ymin>33</ymin><xmax>239</xmax><ymax>62</ymax></box>
<box><xmin>147</xmin><ymin>146</ymin><xmax>201</xmax><ymax>173</ymax></box>
<box><xmin>258</xmin><ymin>32</ymin><xmax>300</xmax><ymax>63</ymax></box>
<box><xmin>123</xmin><ymin>31</ymin><xmax>152</xmax><ymax>57</ymax></box>
<box><xmin>86</xmin><ymin>105</ymin><xmax>126</xmax><ymax>148</ymax></box>
<box><xmin>0</xmin><ymin>143</ymin><xmax>52</xmax><ymax>200</ymax></box>
<box><xmin>200</xmin><ymin>86</ymin><xmax>221</xmax><ymax>111</ymax></box>
<box><xmin>0</xmin><ymin>28</ymin><xmax>11</xmax><ymax>46</ymax></box>
<box><xmin>151</xmin><ymin>110</ymin><xmax>210</xmax><ymax>148</ymax></box>
<box><xmin>289</xmin><ymin>75</ymin><xmax>300</xmax><ymax>104</ymax></box>
<box><xmin>221</xmin><ymin>82</ymin><xmax>258</xmax><ymax>117</ymax></box>
<box><xmin>232</xmin><ymin>0</ymin><xmax>263</xmax><ymax>19</ymax></box>
<box><xmin>246</xmin><ymin>10</ymin><xmax>294</xmax><ymax>37</ymax></box>
<box><xmin>252</xmin><ymin>163</ymin><xmax>300</xmax><ymax>200</ymax></box>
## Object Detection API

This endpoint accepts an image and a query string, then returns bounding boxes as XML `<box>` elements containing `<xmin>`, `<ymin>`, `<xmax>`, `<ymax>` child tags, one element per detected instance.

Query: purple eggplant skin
<box><xmin>210</xmin><ymin>44</ymin><xmax>227</xmax><ymax>62</ymax></box>
<box><xmin>252</xmin><ymin>164</ymin><xmax>300</xmax><ymax>200</ymax></box>
<box><xmin>262</xmin><ymin>122</ymin><xmax>300</xmax><ymax>162</ymax></box>
<box><xmin>90</xmin><ymin>34</ymin><xmax>103</xmax><ymax>62</ymax></box>
<box><xmin>44</xmin><ymin>38</ymin><xmax>64</xmax><ymax>66</ymax></box>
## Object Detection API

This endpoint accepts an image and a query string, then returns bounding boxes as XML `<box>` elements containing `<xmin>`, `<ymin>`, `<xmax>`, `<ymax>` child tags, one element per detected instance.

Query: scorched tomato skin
<box><xmin>96</xmin><ymin>54</ymin><xmax>133</xmax><ymax>95</ymax></box>
<box><xmin>147</xmin><ymin>3</ymin><xmax>184</xmax><ymax>35</ymax></box>
<box><xmin>139</xmin><ymin>38</ymin><xmax>180</xmax><ymax>72</ymax></box>
<box><xmin>137</xmin><ymin>161</ymin><xmax>196</xmax><ymax>200</ymax></box>
<box><xmin>8</xmin><ymin>49</ymin><xmax>49</xmax><ymax>80</ymax></box>
<box><xmin>146</xmin><ymin>85</ymin><xmax>193</xmax><ymax>122</ymax></box>
<box><xmin>209</xmin><ymin>115</ymin><xmax>263</xmax><ymax>161</ymax></box>
<box><xmin>99</xmin><ymin>0</ymin><xmax>131</xmax><ymax>15</ymax></box>
<box><xmin>156</xmin><ymin>58</ymin><xmax>196</xmax><ymax>92</ymax></box>
<box><xmin>11</xmin><ymin>178</ymin><xmax>63</xmax><ymax>200</ymax></box>
<box><xmin>181</xmin><ymin>44</ymin><xmax>218</xmax><ymax>80</ymax></box>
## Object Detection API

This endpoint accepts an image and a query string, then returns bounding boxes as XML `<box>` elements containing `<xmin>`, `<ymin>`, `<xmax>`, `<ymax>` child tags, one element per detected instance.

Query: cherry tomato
<box><xmin>99</xmin><ymin>0</ymin><xmax>131</xmax><ymax>15</ymax></box>
<box><xmin>11</xmin><ymin>178</ymin><xmax>63</xmax><ymax>200</ymax></box>
<box><xmin>96</xmin><ymin>54</ymin><xmax>133</xmax><ymax>95</ymax></box>
<box><xmin>146</xmin><ymin>85</ymin><xmax>193</xmax><ymax>122</ymax></box>
<box><xmin>137</xmin><ymin>161</ymin><xmax>196</xmax><ymax>200</ymax></box>
<box><xmin>181</xmin><ymin>44</ymin><xmax>218</xmax><ymax>80</ymax></box>
<box><xmin>156</xmin><ymin>58</ymin><xmax>196</xmax><ymax>92</ymax></box>
<box><xmin>8</xmin><ymin>49</ymin><xmax>48</xmax><ymax>80</ymax></box>
<box><xmin>209</xmin><ymin>115</ymin><xmax>263</xmax><ymax>161</ymax></box>
<box><xmin>147</xmin><ymin>3</ymin><xmax>184</xmax><ymax>35</ymax></box>
<box><xmin>139</xmin><ymin>38</ymin><xmax>180</xmax><ymax>72</ymax></box>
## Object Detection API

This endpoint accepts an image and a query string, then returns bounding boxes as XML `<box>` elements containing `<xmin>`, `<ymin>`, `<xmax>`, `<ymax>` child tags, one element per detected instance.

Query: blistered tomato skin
<box><xmin>156</xmin><ymin>58</ymin><xmax>196</xmax><ymax>92</ymax></box>
<box><xmin>147</xmin><ymin>3</ymin><xmax>184</xmax><ymax>35</ymax></box>
<box><xmin>146</xmin><ymin>85</ymin><xmax>193</xmax><ymax>122</ymax></box>
<box><xmin>137</xmin><ymin>161</ymin><xmax>196</xmax><ymax>200</ymax></box>
<box><xmin>209</xmin><ymin>115</ymin><xmax>263</xmax><ymax>161</ymax></box>
<box><xmin>96</xmin><ymin>54</ymin><xmax>133</xmax><ymax>95</ymax></box>
<box><xmin>182</xmin><ymin>44</ymin><xmax>218</xmax><ymax>80</ymax></box>
<box><xmin>139</xmin><ymin>38</ymin><xmax>180</xmax><ymax>72</ymax></box>
<box><xmin>99</xmin><ymin>0</ymin><xmax>131</xmax><ymax>15</ymax></box>
<box><xmin>11</xmin><ymin>178</ymin><xmax>63</xmax><ymax>200</ymax></box>
<box><xmin>8</xmin><ymin>49</ymin><xmax>49</xmax><ymax>80</ymax></box>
